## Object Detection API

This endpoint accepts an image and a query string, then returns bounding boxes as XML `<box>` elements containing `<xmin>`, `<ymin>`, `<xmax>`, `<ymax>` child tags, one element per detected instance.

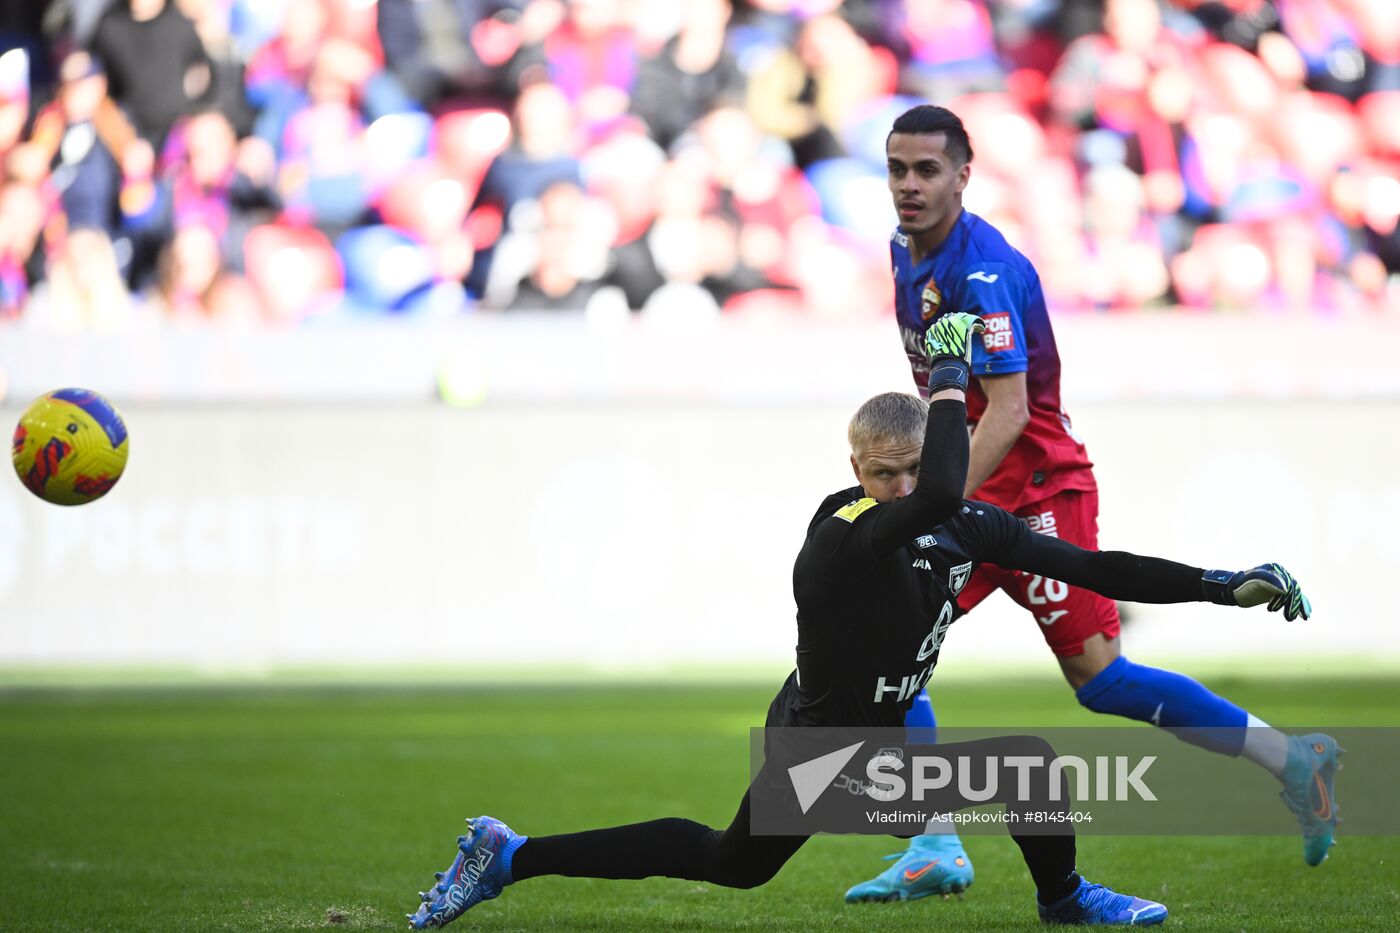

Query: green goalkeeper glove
<box><xmin>1201</xmin><ymin>563</ymin><xmax>1312</xmax><ymax>621</ymax></box>
<box><xmin>923</xmin><ymin>312</ymin><xmax>986</xmax><ymax>394</ymax></box>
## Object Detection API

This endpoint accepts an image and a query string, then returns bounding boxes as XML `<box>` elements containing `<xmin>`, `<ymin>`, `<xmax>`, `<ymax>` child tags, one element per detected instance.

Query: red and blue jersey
<box><xmin>892</xmin><ymin>209</ymin><xmax>1095</xmax><ymax>511</ymax></box>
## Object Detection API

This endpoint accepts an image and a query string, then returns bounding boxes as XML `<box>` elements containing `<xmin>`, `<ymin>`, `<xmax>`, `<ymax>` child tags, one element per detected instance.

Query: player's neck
<box><xmin>908</xmin><ymin>205</ymin><xmax>963</xmax><ymax>266</ymax></box>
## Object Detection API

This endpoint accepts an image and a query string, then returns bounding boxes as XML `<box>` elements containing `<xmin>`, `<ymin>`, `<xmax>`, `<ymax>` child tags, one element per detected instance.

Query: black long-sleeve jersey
<box><xmin>775</xmin><ymin>401</ymin><xmax>1212</xmax><ymax>730</ymax></box>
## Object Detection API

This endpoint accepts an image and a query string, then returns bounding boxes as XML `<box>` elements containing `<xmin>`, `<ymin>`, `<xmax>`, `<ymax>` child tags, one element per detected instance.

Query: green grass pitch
<box><xmin>2</xmin><ymin>675</ymin><xmax>1398</xmax><ymax>931</ymax></box>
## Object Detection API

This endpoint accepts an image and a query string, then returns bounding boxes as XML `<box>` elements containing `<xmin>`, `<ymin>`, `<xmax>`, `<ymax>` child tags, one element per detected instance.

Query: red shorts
<box><xmin>957</xmin><ymin>488</ymin><xmax>1121</xmax><ymax>657</ymax></box>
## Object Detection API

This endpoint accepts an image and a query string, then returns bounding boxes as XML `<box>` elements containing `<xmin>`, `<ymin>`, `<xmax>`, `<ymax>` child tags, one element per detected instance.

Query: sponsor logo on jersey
<box><xmin>901</xmin><ymin>326</ymin><xmax>924</xmax><ymax>358</ymax></box>
<box><xmin>915</xmin><ymin>534</ymin><xmax>936</xmax><ymax>549</ymax></box>
<box><xmin>981</xmin><ymin>311</ymin><xmax>1015</xmax><ymax>352</ymax></box>
<box><xmin>966</xmin><ymin>270</ymin><xmax>999</xmax><ymax>284</ymax></box>
<box><xmin>948</xmin><ymin>561</ymin><xmax>973</xmax><ymax>595</ymax></box>
<box><xmin>872</xmin><ymin>660</ymin><xmax>936</xmax><ymax>703</ymax></box>
<box><xmin>920</xmin><ymin>274</ymin><xmax>943</xmax><ymax>321</ymax></box>
<box><xmin>912</xmin><ymin>558</ymin><xmax>933</xmax><ymax>570</ymax></box>
<box><xmin>834</xmin><ymin>497</ymin><xmax>879</xmax><ymax>523</ymax></box>
<box><xmin>892</xmin><ymin>230</ymin><xmax>909</xmax><ymax>247</ymax></box>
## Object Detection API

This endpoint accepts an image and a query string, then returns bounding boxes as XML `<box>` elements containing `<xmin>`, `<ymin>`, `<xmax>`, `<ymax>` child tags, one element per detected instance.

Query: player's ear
<box><xmin>955</xmin><ymin>161</ymin><xmax>970</xmax><ymax>194</ymax></box>
<box><xmin>849</xmin><ymin>452</ymin><xmax>862</xmax><ymax>484</ymax></box>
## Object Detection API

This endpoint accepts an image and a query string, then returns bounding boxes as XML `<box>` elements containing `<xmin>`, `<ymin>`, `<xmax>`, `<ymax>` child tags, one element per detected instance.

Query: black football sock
<box><xmin>1014</xmin><ymin>831</ymin><xmax>1079</xmax><ymax>905</ymax></box>
<box><xmin>512</xmin><ymin>790</ymin><xmax>806</xmax><ymax>890</ymax></box>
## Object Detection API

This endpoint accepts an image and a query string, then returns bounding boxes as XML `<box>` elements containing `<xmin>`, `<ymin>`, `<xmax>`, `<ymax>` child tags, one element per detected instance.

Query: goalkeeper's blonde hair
<box><xmin>848</xmin><ymin>392</ymin><xmax>927</xmax><ymax>454</ymax></box>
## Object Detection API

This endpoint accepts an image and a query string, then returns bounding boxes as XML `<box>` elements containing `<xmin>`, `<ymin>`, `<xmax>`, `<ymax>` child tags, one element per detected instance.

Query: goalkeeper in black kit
<box><xmin>404</xmin><ymin>312</ymin><xmax>1313</xmax><ymax>929</ymax></box>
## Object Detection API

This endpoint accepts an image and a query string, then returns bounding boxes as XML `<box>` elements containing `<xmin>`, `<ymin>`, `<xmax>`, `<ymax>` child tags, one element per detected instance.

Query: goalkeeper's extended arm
<box><xmin>999</xmin><ymin>533</ymin><xmax>1313</xmax><ymax>620</ymax></box>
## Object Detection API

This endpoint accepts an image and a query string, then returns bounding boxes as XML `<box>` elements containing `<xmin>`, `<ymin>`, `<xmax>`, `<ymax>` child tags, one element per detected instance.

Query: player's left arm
<box><xmin>958</xmin><ymin>262</ymin><xmax>1030</xmax><ymax>496</ymax></box>
<box><xmin>960</xmin><ymin>504</ymin><xmax>1312</xmax><ymax>620</ymax></box>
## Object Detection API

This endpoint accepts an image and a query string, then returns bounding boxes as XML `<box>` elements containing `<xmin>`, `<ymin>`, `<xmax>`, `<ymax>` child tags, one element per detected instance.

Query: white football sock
<box><xmin>1240</xmin><ymin>714</ymin><xmax>1289</xmax><ymax>780</ymax></box>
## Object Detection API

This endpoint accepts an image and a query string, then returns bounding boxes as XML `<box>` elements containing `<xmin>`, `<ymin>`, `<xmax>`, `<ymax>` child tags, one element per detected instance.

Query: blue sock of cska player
<box><xmin>1076</xmin><ymin>656</ymin><xmax>1249</xmax><ymax>754</ymax></box>
<box><xmin>904</xmin><ymin>687</ymin><xmax>938</xmax><ymax>744</ymax></box>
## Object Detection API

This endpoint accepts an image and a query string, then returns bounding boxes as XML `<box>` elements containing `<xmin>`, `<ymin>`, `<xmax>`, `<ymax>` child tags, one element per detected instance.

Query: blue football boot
<box><xmin>1038</xmin><ymin>877</ymin><xmax>1167</xmax><ymax>926</ymax></box>
<box><xmin>1280</xmin><ymin>733</ymin><xmax>1342</xmax><ymax>866</ymax></box>
<box><xmin>407</xmin><ymin>816</ymin><xmax>527</xmax><ymax>929</ymax></box>
<box><xmin>844</xmin><ymin>834</ymin><xmax>974</xmax><ymax>902</ymax></box>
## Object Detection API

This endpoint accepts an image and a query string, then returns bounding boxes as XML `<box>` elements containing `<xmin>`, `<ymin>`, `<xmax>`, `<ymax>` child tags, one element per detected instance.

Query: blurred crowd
<box><xmin>0</xmin><ymin>0</ymin><xmax>1395</xmax><ymax>330</ymax></box>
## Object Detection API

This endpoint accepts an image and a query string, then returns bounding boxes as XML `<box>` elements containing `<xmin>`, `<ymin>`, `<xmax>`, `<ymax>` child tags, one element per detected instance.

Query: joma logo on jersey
<box><xmin>920</xmin><ymin>275</ymin><xmax>943</xmax><ymax>321</ymax></box>
<box><xmin>981</xmin><ymin>312</ymin><xmax>1015</xmax><ymax>351</ymax></box>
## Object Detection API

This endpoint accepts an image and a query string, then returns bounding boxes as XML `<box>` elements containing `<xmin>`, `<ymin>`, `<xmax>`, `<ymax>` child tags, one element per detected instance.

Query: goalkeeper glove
<box><xmin>923</xmin><ymin>312</ymin><xmax>986</xmax><ymax>394</ymax></box>
<box><xmin>1201</xmin><ymin>563</ymin><xmax>1312</xmax><ymax>621</ymax></box>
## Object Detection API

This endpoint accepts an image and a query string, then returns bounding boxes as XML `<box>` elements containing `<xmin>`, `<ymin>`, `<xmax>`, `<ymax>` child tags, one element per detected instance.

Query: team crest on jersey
<box><xmin>920</xmin><ymin>275</ymin><xmax>943</xmax><ymax>321</ymax></box>
<box><xmin>948</xmin><ymin>561</ymin><xmax>973</xmax><ymax>596</ymax></box>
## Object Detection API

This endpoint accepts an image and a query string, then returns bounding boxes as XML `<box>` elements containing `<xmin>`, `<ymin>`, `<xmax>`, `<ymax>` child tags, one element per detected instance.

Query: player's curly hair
<box><xmin>848</xmin><ymin>392</ymin><xmax>927</xmax><ymax>453</ymax></box>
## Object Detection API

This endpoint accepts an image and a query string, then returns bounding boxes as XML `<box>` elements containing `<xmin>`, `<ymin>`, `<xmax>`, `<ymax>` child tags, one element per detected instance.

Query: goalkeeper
<box><xmin>404</xmin><ymin>313</ymin><xmax>1315</xmax><ymax>930</ymax></box>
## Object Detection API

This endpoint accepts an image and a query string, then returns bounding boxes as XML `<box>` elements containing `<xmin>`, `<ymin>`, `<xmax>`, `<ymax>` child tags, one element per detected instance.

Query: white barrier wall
<box><xmin>1</xmin><ymin>399</ymin><xmax>1396</xmax><ymax>671</ymax></box>
<box><xmin>4</xmin><ymin>313</ymin><xmax>1400</xmax><ymax>404</ymax></box>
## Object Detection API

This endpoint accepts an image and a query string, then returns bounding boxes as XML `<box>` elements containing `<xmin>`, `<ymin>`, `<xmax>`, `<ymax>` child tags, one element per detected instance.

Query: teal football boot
<box><xmin>1280</xmin><ymin>733</ymin><xmax>1342</xmax><ymax>866</ymax></box>
<box><xmin>844</xmin><ymin>834</ymin><xmax>974</xmax><ymax>903</ymax></box>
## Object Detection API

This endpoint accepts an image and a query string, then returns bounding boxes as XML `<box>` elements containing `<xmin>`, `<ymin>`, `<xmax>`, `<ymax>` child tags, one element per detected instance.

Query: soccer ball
<box><xmin>11</xmin><ymin>388</ymin><xmax>129</xmax><ymax>506</ymax></box>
